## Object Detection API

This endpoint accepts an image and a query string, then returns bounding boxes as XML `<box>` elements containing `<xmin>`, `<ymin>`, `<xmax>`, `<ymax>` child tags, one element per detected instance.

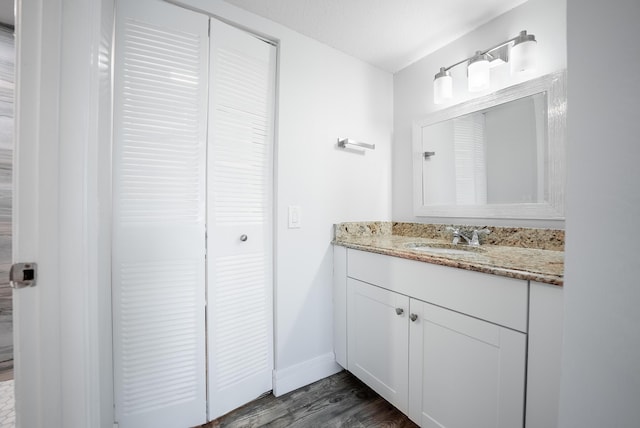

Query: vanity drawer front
<box><xmin>347</xmin><ymin>249</ymin><xmax>528</xmax><ymax>332</ymax></box>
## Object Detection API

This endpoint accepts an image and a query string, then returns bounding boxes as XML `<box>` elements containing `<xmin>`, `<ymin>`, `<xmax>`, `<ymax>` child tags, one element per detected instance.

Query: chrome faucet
<box><xmin>446</xmin><ymin>227</ymin><xmax>470</xmax><ymax>245</ymax></box>
<box><xmin>446</xmin><ymin>227</ymin><xmax>491</xmax><ymax>247</ymax></box>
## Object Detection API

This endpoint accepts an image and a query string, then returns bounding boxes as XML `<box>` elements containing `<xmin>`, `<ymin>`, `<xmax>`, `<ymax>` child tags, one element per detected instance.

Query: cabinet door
<box><xmin>347</xmin><ymin>278</ymin><xmax>410</xmax><ymax>413</ymax></box>
<box><xmin>409</xmin><ymin>299</ymin><xmax>526</xmax><ymax>428</ymax></box>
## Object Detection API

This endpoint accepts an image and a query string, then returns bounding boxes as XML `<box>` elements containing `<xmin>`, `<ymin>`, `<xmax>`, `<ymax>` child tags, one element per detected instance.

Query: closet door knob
<box><xmin>410</xmin><ymin>314</ymin><xmax>418</xmax><ymax>322</ymax></box>
<box><xmin>395</xmin><ymin>308</ymin><xmax>404</xmax><ymax>316</ymax></box>
<box><xmin>240</xmin><ymin>234</ymin><xmax>248</xmax><ymax>242</ymax></box>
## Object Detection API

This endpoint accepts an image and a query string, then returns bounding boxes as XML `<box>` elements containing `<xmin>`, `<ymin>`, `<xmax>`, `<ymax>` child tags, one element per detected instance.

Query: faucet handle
<box><xmin>470</xmin><ymin>228</ymin><xmax>491</xmax><ymax>246</ymax></box>
<box><xmin>446</xmin><ymin>226</ymin><xmax>461</xmax><ymax>245</ymax></box>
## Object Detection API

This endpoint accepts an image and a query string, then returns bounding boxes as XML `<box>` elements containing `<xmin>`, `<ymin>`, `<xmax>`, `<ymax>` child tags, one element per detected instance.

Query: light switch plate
<box><xmin>288</xmin><ymin>205</ymin><xmax>301</xmax><ymax>229</ymax></box>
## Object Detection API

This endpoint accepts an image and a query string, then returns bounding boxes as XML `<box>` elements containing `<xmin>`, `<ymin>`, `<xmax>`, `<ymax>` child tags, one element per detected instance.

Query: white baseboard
<box><xmin>272</xmin><ymin>352</ymin><xmax>342</xmax><ymax>397</ymax></box>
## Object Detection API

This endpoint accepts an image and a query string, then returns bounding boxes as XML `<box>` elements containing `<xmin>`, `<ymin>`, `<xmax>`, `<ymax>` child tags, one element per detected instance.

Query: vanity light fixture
<box><xmin>433</xmin><ymin>30</ymin><xmax>537</xmax><ymax>104</ymax></box>
<box><xmin>467</xmin><ymin>51</ymin><xmax>491</xmax><ymax>92</ymax></box>
<box><xmin>433</xmin><ymin>68</ymin><xmax>452</xmax><ymax>105</ymax></box>
<box><xmin>510</xmin><ymin>31</ymin><xmax>537</xmax><ymax>74</ymax></box>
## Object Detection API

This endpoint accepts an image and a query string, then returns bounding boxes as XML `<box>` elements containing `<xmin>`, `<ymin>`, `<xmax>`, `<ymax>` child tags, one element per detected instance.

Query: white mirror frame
<box><xmin>412</xmin><ymin>70</ymin><xmax>567</xmax><ymax>219</ymax></box>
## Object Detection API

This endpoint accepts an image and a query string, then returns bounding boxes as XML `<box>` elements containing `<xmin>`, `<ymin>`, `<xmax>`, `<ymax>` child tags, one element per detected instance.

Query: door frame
<box><xmin>15</xmin><ymin>0</ymin><xmax>279</xmax><ymax>426</ymax></box>
<box><xmin>14</xmin><ymin>0</ymin><xmax>114</xmax><ymax>426</ymax></box>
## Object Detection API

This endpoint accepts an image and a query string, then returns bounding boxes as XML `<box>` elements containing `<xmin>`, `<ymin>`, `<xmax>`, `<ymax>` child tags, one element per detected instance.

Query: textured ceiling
<box><xmin>0</xmin><ymin>1</ymin><xmax>529</xmax><ymax>70</ymax></box>
<box><xmin>223</xmin><ymin>0</ymin><xmax>528</xmax><ymax>73</ymax></box>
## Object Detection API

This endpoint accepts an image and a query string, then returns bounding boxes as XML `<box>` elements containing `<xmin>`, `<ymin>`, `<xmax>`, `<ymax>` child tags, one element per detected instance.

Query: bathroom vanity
<box><xmin>333</xmin><ymin>222</ymin><xmax>564</xmax><ymax>428</ymax></box>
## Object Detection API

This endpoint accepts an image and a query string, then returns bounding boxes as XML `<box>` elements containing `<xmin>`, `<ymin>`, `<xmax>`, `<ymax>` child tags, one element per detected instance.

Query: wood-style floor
<box><xmin>201</xmin><ymin>370</ymin><xmax>417</xmax><ymax>428</ymax></box>
<box><xmin>0</xmin><ymin>359</ymin><xmax>12</xmax><ymax>382</ymax></box>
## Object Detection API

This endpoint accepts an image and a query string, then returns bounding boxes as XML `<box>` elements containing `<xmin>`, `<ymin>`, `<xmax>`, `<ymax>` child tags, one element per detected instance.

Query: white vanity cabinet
<box><xmin>347</xmin><ymin>278</ymin><xmax>410</xmax><ymax>413</ymax></box>
<box><xmin>334</xmin><ymin>248</ymin><xmax>530</xmax><ymax>427</ymax></box>
<box><xmin>409</xmin><ymin>298</ymin><xmax>526</xmax><ymax>428</ymax></box>
<box><xmin>525</xmin><ymin>281</ymin><xmax>564</xmax><ymax>428</ymax></box>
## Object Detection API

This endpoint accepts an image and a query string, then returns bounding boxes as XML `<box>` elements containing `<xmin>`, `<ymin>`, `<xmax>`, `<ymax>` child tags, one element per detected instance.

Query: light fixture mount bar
<box><xmin>439</xmin><ymin>31</ymin><xmax>530</xmax><ymax>73</ymax></box>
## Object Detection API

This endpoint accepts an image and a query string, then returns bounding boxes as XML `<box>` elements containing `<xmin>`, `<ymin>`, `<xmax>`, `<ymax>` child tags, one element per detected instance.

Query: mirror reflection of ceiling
<box><xmin>223</xmin><ymin>0</ymin><xmax>528</xmax><ymax>73</ymax></box>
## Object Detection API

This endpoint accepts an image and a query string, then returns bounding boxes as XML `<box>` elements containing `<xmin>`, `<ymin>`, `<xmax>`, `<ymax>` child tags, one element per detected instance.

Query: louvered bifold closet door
<box><xmin>112</xmin><ymin>1</ymin><xmax>208</xmax><ymax>427</ymax></box>
<box><xmin>207</xmin><ymin>18</ymin><xmax>276</xmax><ymax>420</ymax></box>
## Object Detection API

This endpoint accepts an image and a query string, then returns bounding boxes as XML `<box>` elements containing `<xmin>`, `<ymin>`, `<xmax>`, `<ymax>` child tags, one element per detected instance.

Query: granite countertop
<box><xmin>333</xmin><ymin>222</ymin><xmax>564</xmax><ymax>286</ymax></box>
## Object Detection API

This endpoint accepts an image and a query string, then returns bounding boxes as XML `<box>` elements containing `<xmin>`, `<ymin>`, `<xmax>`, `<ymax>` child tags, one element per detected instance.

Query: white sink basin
<box><xmin>405</xmin><ymin>242</ymin><xmax>485</xmax><ymax>256</ymax></box>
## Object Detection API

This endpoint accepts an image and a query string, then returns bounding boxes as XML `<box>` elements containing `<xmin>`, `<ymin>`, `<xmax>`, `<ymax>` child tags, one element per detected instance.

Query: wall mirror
<box><xmin>412</xmin><ymin>70</ymin><xmax>566</xmax><ymax>219</ymax></box>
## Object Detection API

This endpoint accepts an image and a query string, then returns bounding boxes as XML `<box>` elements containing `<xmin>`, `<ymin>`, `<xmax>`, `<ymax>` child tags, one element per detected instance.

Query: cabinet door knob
<box><xmin>395</xmin><ymin>308</ymin><xmax>404</xmax><ymax>316</ymax></box>
<box><xmin>410</xmin><ymin>313</ymin><xmax>418</xmax><ymax>322</ymax></box>
<box><xmin>240</xmin><ymin>234</ymin><xmax>248</xmax><ymax>242</ymax></box>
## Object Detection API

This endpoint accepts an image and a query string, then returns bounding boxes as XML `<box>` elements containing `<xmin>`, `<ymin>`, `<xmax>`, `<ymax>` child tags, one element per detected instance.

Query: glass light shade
<box><xmin>467</xmin><ymin>53</ymin><xmax>490</xmax><ymax>92</ymax></box>
<box><xmin>511</xmin><ymin>39</ymin><xmax>537</xmax><ymax>74</ymax></box>
<box><xmin>433</xmin><ymin>70</ymin><xmax>453</xmax><ymax>104</ymax></box>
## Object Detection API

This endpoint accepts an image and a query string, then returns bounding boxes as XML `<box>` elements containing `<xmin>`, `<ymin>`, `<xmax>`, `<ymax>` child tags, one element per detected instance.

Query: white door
<box><xmin>112</xmin><ymin>1</ymin><xmax>209</xmax><ymax>427</ymax></box>
<box><xmin>408</xmin><ymin>299</ymin><xmax>526</xmax><ymax>428</ymax></box>
<box><xmin>347</xmin><ymin>279</ymin><xmax>410</xmax><ymax>414</ymax></box>
<box><xmin>207</xmin><ymin>18</ymin><xmax>276</xmax><ymax>420</ymax></box>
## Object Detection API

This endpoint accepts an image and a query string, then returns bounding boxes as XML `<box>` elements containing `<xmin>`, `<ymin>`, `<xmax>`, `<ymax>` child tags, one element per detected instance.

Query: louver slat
<box><xmin>113</xmin><ymin>2</ymin><xmax>207</xmax><ymax>427</ymax></box>
<box><xmin>207</xmin><ymin>18</ymin><xmax>276</xmax><ymax>420</ymax></box>
<box><xmin>210</xmin><ymin>44</ymin><xmax>272</xmax><ymax>226</ymax></box>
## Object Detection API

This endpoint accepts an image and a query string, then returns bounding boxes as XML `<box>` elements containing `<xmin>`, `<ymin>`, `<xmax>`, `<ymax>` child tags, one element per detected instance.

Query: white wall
<box><xmin>559</xmin><ymin>1</ymin><xmax>640</xmax><ymax>427</ymax></box>
<box><xmin>177</xmin><ymin>0</ymin><xmax>393</xmax><ymax>395</ymax></box>
<box><xmin>393</xmin><ymin>0</ymin><xmax>566</xmax><ymax>227</ymax></box>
